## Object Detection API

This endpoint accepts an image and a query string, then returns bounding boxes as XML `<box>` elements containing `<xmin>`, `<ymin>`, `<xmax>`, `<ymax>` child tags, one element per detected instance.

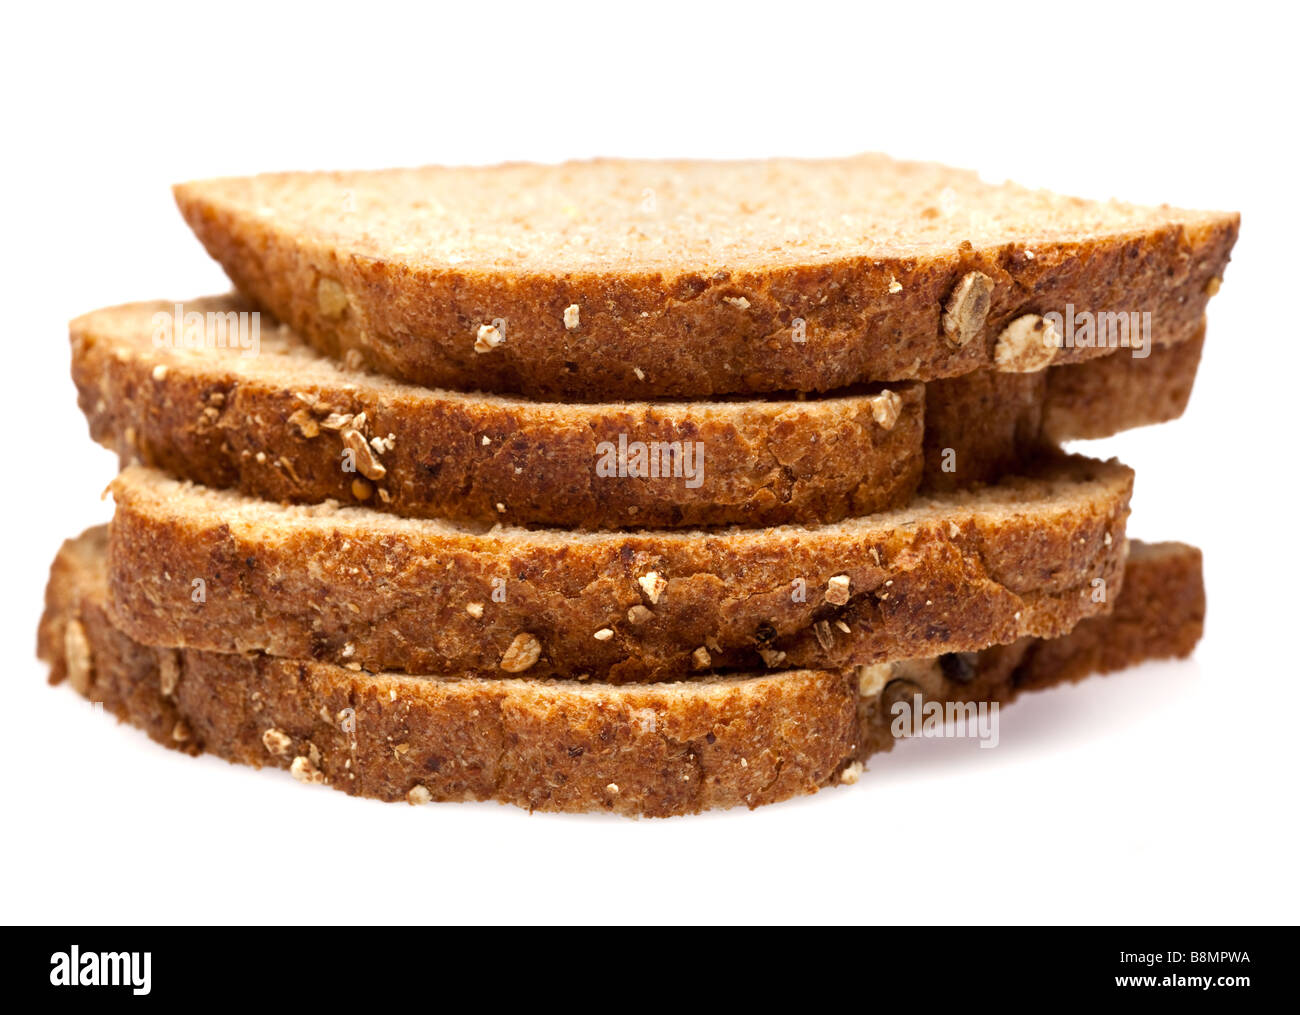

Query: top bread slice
<box><xmin>105</xmin><ymin>454</ymin><xmax>1131</xmax><ymax>682</ymax></box>
<box><xmin>174</xmin><ymin>154</ymin><xmax>1237</xmax><ymax>399</ymax></box>
<box><xmin>71</xmin><ymin>296</ymin><xmax>1201</xmax><ymax>528</ymax></box>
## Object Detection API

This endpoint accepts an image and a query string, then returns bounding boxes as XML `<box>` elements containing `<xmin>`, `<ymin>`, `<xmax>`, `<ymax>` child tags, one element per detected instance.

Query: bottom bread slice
<box><xmin>39</xmin><ymin>529</ymin><xmax>1203</xmax><ymax>818</ymax></box>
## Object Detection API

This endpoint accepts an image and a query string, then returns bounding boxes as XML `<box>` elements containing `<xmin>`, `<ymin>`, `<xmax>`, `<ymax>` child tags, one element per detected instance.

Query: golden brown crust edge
<box><xmin>39</xmin><ymin>530</ymin><xmax>1203</xmax><ymax>817</ymax></box>
<box><xmin>104</xmin><ymin>456</ymin><xmax>1133</xmax><ymax>682</ymax></box>
<box><xmin>920</xmin><ymin>328</ymin><xmax>1203</xmax><ymax>492</ymax></box>
<box><xmin>1041</xmin><ymin>329</ymin><xmax>1205</xmax><ymax>443</ymax></box>
<box><xmin>1012</xmin><ymin>541</ymin><xmax>1205</xmax><ymax>690</ymax></box>
<box><xmin>42</xmin><ymin>528</ymin><xmax>863</xmax><ymax>817</ymax></box>
<box><xmin>175</xmin><ymin>181</ymin><xmax>1236</xmax><ymax>400</ymax></box>
<box><xmin>71</xmin><ymin>298</ymin><xmax>925</xmax><ymax>530</ymax></box>
<box><xmin>71</xmin><ymin>298</ymin><xmax>1200</xmax><ymax>528</ymax></box>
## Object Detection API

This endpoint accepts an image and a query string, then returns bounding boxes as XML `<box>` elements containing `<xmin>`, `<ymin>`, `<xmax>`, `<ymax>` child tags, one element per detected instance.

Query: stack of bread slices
<box><xmin>40</xmin><ymin>155</ymin><xmax>1236</xmax><ymax>816</ymax></box>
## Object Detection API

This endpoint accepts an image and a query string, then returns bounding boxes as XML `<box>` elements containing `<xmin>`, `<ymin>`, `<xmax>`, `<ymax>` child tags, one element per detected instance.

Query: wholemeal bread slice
<box><xmin>1040</xmin><ymin>326</ymin><xmax>1205</xmax><ymax>442</ymax></box>
<box><xmin>106</xmin><ymin>455</ymin><xmax>1132</xmax><ymax>682</ymax></box>
<box><xmin>850</xmin><ymin>539</ymin><xmax>1206</xmax><ymax>758</ymax></box>
<box><xmin>921</xmin><ymin>326</ymin><xmax>1204</xmax><ymax>491</ymax></box>
<box><xmin>72</xmin><ymin>296</ymin><xmax>1200</xmax><ymax>527</ymax></box>
<box><xmin>174</xmin><ymin>155</ymin><xmax>1236</xmax><ymax>399</ymax></box>
<box><xmin>73</xmin><ymin>296</ymin><xmax>923</xmax><ymax>528</ymax></box>
<box><xmin>39</xmin><ymin>530</ymin><xmax>1203</xmax><ymax>817</ymax></box>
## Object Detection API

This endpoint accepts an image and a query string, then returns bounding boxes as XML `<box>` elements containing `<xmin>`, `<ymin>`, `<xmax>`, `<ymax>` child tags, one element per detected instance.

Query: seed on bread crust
<box><xmin>758</xmin><ymin>647</ymin><xmax>788</xmax><ymax>668</ymax></box>
<box><xmin>499</xmin><ymin>633</ymin><xmax>542</xmax><ymax>673</ymax></box>
<box><xmin>994</xmin><ymin>314</ymin><xmax>1060</xmax><ymax>373</ymax></box>
<box><xmin>474</xmin><ymin>323</ymin><xmax>504</xmax><ymax>353</ymax></box>
<box><xmin>290</xmin><ymin>755</ymin><xmax>326</xmax><ymax>784</ymax></box>
<box><xmin>825</xmin><ymin>574</ymin><xmax>851</xmax><ymax>606</ymax></box>
<box><xmin>262</xmin><ymin>728</ymin><xmax>293</xmax><ymax>755</ymax></box>
<box><xmin>288</xmin><ymin>408</ymin><xmax>321</xmax><ymax>438</ymax></box>
<box><xmin>870</xmin><ymin>390</ymin><xmax>903</xmax><ymax>430</ymax></box>
<box><xmin>564</xmin><ymin>304</ymin><xmax>580</xmax><ymax>329</ymax></box>
<box><xmin>691</xmin><ymin>646</ymin><xmax>711</xmax><ymax>670</ymax></box>
<box><xmin>627</xmin><ymin>605</ymin><xmax>654</xmax><ymax>625</ymax></box>
<box><xmin>316</xmin><ymin>277</ymin><xmax>349</xmax><ymax>318</ymax></box>
<box><xmin>341</xmin><ymin>429</ymin><xmax>387</xmax><ymax>480</ymax></box>
<box><xmin>941</xmin><ymin>271</ymin><xmax>994</xmax><ymax>346</ymax></box>
<box><xmin>407</xmin><ymin>785</ymin><xmax>433</xmax><ymax>805</ymax></box>
<box><xmin>637</xmin><ymin>571</ymin><xmax>667</xmax><ymax>604</ymax></box>
<box><xmin>64</xmin><ymin>619</ymin><xmax>93</xmax><ymax>694</ymax></box>
<box><xmin>159</xmin><ymin>652</ymin><xmax>180</xmax><ymax>697</ymax></box>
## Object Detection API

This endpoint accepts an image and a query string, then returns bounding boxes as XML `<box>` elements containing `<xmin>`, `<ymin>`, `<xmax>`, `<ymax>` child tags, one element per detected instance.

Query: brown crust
<box><xmin>173</xmin><ymin>159</ymin><xmax>1236</xmax><ymax>399</ymax></box>
<box><xmin>851</xmin><ymin>541</ymin><xmax>1206</xmax><ymax>758</ymax></box>
<box><xmin>921</xmin><ymin>330</ymin><xmax>1204</xmax><ymax>490</ymax></box>
<box><xmin>71</xmin><ymin>297</ymin><xmax>924</xmax><ymax>529</ymax></box>
<box><xmin>39</xmin><ymin>530</ymin><xmax>1203</xmax><ymax>817</ymax></box>
<box><xmin>105</xmin><ymin>456</ymin><xmax>1132</xmax><ymax>682</ymax></box>
<box><xmin>922</xmin><ymin>369</ymin><xmax>1049</xmax><ymax>491</ymax></box>
<box><xmin>1011</xmin><ymin>540</ymin><xmax>1205</xmax><ymax>690</ymax></box>
<box><xmin>71</xmin><ymin>297</ymin><xmax>1200</xmax><ymax>528</ymax></box>
<box><xmin>1041</xmin><ymin>328</ymin><xmax>1205</xmax><ymax>442</ymax></box>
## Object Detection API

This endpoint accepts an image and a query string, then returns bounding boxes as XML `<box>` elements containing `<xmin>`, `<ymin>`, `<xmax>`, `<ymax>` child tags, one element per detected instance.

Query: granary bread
<box><xmin>105</xmin><ymin>455</ymin><xmax>1133</xmax><ymax>682</ymax></box>
<box><xmin>40</xmin><ymin>530</ymin><xmax>1203</xmax><ymax>817</ymax></box>
<box><xmin>72</xmin><ymin>296</ymin><xmax>1200</xmax><ymax>527</ymax></box>
<box><xmin>174</xmin><ymin>154</ymin><xmax>1236</xmax><ymax>399</ymax></box>
<box><xmin>73</xmin><ymin>296</ymin><xmax>923</xmax><ymax>528</ymax></box>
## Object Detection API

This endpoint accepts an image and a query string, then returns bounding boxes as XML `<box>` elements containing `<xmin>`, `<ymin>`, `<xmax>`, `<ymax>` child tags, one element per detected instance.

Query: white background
<box><xmin>3</xmin><ymin>1</ymin><xmax>1297</xmax><ymax>925</ymax></box>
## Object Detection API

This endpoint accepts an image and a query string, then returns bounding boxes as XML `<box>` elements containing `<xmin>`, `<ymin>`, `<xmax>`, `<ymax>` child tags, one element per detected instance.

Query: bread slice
<box><xmin>73</xmin><ymin>296</ymin><xmax>924</xmax><ymax>528</ymax></box>
<box><xmin>105</xmin><ymin>456</ymin><xmax>1132</xmax><ymax>682</ymax></box>
<box><xmin>72</xmin><ymin>296</ymin><xmax>1200</xmax><ymax>528</ymax></box>
<box><xmin>39</xmin><ymin>529</ymin><xmax>1203</xmax><ymax>817</ymax></box>
<box><xmin>1041</xmin><ymin>326</ymin><xmax>1205</xmax><ymax>442</ymax></box>
<box><xmin>921</xmin><ymin>326</ymin><xmax>1204</xmax><ymax>491</ymax></box>
<box><xmin>174</xmin><ymin>155</ymin><xmax>1236</xmax><ymax>399</ymax></box>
